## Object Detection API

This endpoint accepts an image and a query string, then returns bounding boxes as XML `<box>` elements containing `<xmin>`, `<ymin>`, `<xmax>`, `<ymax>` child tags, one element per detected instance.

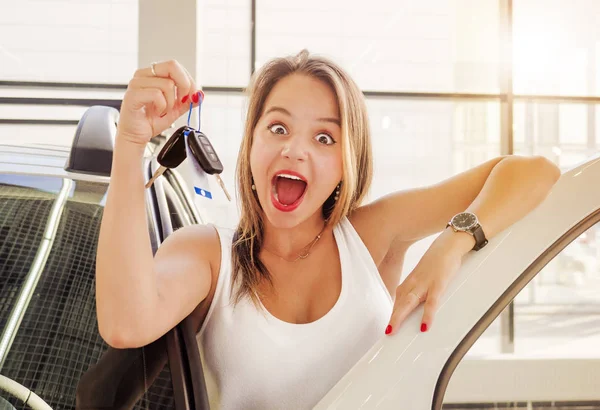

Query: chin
<box><xmin>263</xmin><ymin>212</ymin><xmax>304</xmax><ymax>230</ymax></box>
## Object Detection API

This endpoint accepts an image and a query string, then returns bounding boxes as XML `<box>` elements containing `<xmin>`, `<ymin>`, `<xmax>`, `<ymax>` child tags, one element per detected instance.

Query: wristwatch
<box><xmin>446</xmin><ymin>212</ymin><xmax>488</xmax><ymax>251</ymax></box>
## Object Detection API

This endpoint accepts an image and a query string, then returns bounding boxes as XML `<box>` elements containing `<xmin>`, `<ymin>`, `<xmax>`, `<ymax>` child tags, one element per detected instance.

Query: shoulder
<box><xmin>155</xmin><ymin>224</ymin><xmax>234</xmax><ymax>334</ymax></box>
<box><xmin>157</xmin><ymin>223</ymin><xmax>229</xmax><ymax>278</ymax></box>
<box><xmin>162</xmin><ymin>223</ymin><xmax>222</xmax><ymax>253</ymax></box>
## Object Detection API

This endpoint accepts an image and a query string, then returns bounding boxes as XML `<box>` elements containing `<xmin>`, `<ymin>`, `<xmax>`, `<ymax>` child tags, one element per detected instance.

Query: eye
<box><xmin>268</xmin><ymin>123</ymin><xmax>288</xmax><ymax>135</ymax></box>
<box><xmin>315</xmin><ymin>133</ymin><xmax>335</xmax><ymax>145</ymax></box>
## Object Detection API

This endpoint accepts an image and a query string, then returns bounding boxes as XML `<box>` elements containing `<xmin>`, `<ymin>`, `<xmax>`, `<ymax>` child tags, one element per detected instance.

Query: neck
<box><xmin>262</xmin><ymin>214</ymin><xmax>327</xmax><ymax>259</ymax></box>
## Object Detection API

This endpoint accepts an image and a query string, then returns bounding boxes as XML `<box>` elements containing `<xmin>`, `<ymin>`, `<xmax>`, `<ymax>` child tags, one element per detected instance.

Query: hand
<box><xmin>117</xmin><ymin>60</ymin><xmax>200</xmax><ymax>146</ymax></box>
<box><xmin>385</xmin><ymin>238</ymin><xmax>463</xmax><ymax>335</ymax></box>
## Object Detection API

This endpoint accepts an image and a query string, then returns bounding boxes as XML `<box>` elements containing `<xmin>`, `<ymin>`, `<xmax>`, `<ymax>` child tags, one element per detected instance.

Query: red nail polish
<box><xmin>385</xmin><ymin>325</ymin><xmax>392</xmax><ymax>335</ymax></box>
<box><xmin>181</xmin><ymin>95</ymin><xmax>189</xmax><ymax>103</ymax></box>
<box><xmin>192</xmin><ymin>93</ymin><xmax>199</xmax><ymax>103</ymax></box>
<box><xmin>420</xmin><ymin>323</ymin><xmax>428</xmax><ymax>332</ymax></box>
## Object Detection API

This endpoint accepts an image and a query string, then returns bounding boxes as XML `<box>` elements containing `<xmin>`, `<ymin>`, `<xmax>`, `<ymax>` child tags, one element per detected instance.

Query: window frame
<box><xmin>433</xmin><ymin>207</ymin><xmax>600</xmax><ymax>409</ymax></box>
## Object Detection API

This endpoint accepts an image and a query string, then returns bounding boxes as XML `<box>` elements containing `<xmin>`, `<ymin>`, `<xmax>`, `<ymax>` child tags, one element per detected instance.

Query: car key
<box><xmin>145</xmin><ymin>126</ymin><xmax>188</xmax><ymax>188</ymax></box>
<box><xmin>185</xmin><ymin>129</ymin><xmax>232</xmax><ymax>201</ymax></box>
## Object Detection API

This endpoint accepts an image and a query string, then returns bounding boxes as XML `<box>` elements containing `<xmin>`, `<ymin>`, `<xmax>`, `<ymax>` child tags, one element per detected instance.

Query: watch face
<box><xmin>452</xmin><ymin>212</ymin><xmax>478</xmax><ymax>230</ymax></box>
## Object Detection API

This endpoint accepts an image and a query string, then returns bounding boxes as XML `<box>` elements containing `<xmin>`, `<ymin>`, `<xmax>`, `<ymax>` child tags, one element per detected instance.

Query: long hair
<box><xmin>231</xmin><ymin>49</ymin><xmax>373</xmax><ymax>307</ymax></box>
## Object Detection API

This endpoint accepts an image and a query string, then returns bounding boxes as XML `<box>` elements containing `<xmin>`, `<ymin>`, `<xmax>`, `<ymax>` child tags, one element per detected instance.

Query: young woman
<box><xmin>96</xmin><ymin>50</ymin><xmax>560</xmax><ymax>408</ymax></box>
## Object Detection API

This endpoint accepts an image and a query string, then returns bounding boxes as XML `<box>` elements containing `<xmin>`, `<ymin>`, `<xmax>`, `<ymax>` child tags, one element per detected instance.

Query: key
<box><xmin>214</xmin><ymin>174</ymin><xmax>232</xmax><ymax>201</ymax></box>
<box><xmin>145</xmin><ymin>126</ymin><xmax>189</xmax><ymax>188</ymax></box>
<box><xmin>186</xmin><ymin>129</ymin><xmax>232</xmax><ymax>201</ymax></box>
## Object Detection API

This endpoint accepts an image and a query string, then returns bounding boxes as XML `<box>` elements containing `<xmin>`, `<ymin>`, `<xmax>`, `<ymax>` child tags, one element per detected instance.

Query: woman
<box><xmin>96</xmin><ymin>50</ymin><xmax>560</xmax><ymax>408</ymax></box>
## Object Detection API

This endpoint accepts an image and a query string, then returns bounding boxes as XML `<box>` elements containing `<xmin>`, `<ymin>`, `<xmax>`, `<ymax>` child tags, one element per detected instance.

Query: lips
<box><xmin>270</xmin><ymin>170</ymin><xmax>308</xmax><ymax>212</ymax></box>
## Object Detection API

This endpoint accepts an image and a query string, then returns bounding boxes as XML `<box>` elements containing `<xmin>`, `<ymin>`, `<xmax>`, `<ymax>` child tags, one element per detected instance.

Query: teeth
<box><xmin>277</xmin><ymin>173</ymin><xmax>303</xmax><ymax>181</ymax></box>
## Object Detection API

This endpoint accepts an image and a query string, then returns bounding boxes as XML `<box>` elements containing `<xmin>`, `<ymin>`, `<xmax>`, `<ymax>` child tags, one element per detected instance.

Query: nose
<box><xmin>281</xmin><ymin>135</ymin><xmax>308</xmax><ymax>162</ymax></box>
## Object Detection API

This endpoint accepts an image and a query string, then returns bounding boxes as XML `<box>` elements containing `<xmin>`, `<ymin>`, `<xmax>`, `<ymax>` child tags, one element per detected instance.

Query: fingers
<box><xmin>156</xmin><ymin>61</ymin><xmax>203</xmax><ymax>118</ymax></box>
<box><xmin>179</xmin><ymin>63</ymin><xmax>198</xmax><ymax>100</ymax></box>
<box><xmin>175</xmin><ymin>65</ymin><xmax>203</xmax><ymax>120</ymax></box>
<box><xmin>124</xmin><ymin>88</ymin><xmax>167</xmax><ymax>118</ymax></box>
<box><xmin>385</xmin><ymin>284</ymin><xmax>444</xmax><ymax>336</ymax></box>
<box><xmin>117</xmin><ymin>60</ymin><xmax>201</xmax><ymax>144</ymax></box>
<box><xmin>385</xmin><ymin>287</ymin><xmax>424</xmax><ymax>336</ymax></box>
<box><xmin>134</xmin><ymin>60</ymin><xmax>196</xmax><ymax>103</ymax></box>
<box><xmin>421</xmin><ymin>288</ymin><xmax>441</xmax><ymax>333</ymax></box>
<box><xmin>129</xmin><ymin>77</ymin><xmax>176</xmax><ymax>116</ymax></box>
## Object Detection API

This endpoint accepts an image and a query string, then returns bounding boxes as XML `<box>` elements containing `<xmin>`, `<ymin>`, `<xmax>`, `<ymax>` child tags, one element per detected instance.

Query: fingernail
<box><xmin>420</xmin><ymin>323</ymin><xmax>428</xmax><ymax>332</ymax></box>
<box><xmin>192</xmin><ymin>93</ymin><xmax>199</xmax><ymax>103</ymax></box>
<box><xmin>385</xmin><ymin>325</ymin><xmax>392</xmax><ymax>335</ymax></box>
<box><xmin>181</xmin><ymin>95</ymin><xmax>189</xmax><ymax>103</ymax></box>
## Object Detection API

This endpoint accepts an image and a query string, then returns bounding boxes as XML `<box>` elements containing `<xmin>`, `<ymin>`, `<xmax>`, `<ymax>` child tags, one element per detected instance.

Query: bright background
<box><xmin>1</xmin><ymin>0</ymin><xmax>600</xmax><ymax>397</ymax></box>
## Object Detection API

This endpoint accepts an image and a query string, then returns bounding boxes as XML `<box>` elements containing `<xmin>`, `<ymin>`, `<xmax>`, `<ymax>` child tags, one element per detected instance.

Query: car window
<box><xmin>439</xmin><ymin>216</ymin><xmax>600</xmax><ymax>409</ymax></box>
<box><xmin>0</xmin><ymin>173</ymin><xmax>178</xmax><ymax>409</ymax></box>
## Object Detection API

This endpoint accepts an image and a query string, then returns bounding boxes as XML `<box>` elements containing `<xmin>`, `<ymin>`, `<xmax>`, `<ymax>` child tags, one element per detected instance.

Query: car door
<box><xmin>312</xmin><ymin>154</ymin><xmax>600</xmax><ymax>409</ymax></box>
<box><xmin>0</xmin><ymin>108</ymin><xmax>199</xmax><ymax>408</ymax></box>
<box><xmin>75</xmin><ymin>159</ymin><xmax>202</xmax><ymax>410</ymax></box>
<box><xmin>145</xmin><ymin>159</ymin><xmax>212</xmax><ymax>410</ymax></box>
<box><xmin>64</xmin><ymin>105</ymin><xmax>206</xmax><ymax>409</ymax></box>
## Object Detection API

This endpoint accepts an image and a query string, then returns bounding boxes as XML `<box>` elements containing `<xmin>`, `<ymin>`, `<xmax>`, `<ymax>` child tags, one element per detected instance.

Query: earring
<box><xmin>252</xmin><ymin>184</ymin><xmax>256</xmax><ymax>191</ymax></box>
<box><xmin>334</xmin><ymin>182</ymin><xmax>341</xmax><ymax>201</ymax></box>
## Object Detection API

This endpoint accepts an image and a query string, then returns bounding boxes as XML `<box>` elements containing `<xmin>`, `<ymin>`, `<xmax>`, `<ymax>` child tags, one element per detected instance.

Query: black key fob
<box><xmin>186</xmin><ymin>129</ymin><xmax>224</xmax><ymax>175</ymax></box>
<box><xmin>157</xmin><ymin>126</ymin><xmax>188</xmax><ymax>168</ymax></box>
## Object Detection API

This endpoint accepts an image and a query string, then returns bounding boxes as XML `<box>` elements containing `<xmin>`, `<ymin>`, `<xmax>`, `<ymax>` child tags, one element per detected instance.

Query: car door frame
<box><xmin>149</xmin><ymin>160</ymin><xmax>211</xmax><ymax>410</ymax></box>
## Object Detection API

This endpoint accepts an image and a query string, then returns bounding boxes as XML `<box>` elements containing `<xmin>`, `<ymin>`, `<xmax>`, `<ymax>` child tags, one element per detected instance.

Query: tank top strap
<box><xmin>335</xmin><ymin>216</ymin><xmax>393</xmax><ymax>305</ymax></box>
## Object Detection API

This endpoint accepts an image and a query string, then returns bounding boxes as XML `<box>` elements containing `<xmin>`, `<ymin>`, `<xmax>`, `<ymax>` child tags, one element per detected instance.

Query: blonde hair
<box><xmin>231</xmin><ymin>49</ymin><xmax>373</xmax><ymax>306</ymax></box>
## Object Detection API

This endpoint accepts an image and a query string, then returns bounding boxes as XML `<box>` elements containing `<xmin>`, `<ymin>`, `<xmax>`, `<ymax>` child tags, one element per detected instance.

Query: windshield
<box><xmin>0</xmin><ymin>173</ymin><xmax>176</xmax><ymax>409</ymax></box>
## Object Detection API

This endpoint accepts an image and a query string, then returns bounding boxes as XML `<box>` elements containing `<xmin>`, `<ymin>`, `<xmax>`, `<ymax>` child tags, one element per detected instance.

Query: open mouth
<box><xmin>271</xmin><ymin>171</ymin><xmax>308</xmax><ymax>212</ymax></box>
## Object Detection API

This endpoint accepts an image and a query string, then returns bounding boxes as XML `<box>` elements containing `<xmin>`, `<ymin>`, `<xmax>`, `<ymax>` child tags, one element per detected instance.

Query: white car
<box><xmin>1</xmin><ymin>106</ymin><xmax>598</xmax><ymax>409</ymax></box>
<box><xmin>314</xmin><ymin>150</ymin><xmax>600</xmax><ymax>409</ymax></box>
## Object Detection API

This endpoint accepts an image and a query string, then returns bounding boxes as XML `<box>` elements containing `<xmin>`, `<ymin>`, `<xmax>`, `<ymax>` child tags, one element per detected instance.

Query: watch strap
<box><xmin>471</xmin><ymin>224</ymin><xmax>488</xmax><ymax>251</ymax></box>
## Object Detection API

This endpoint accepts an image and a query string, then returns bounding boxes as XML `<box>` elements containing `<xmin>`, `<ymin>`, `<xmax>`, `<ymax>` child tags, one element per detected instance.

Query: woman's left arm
<box><xmin>378</xmin><ymin>155</ymin><xmax>561</xmax><ymax>335</ymax></box>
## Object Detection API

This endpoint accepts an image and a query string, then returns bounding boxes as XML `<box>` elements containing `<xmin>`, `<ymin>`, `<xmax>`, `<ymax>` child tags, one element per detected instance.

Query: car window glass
<box><xmin>513</xmin><ymin>221</ymin><xmax>600</xmax><ymax>354</ymax></box>
<box><xmin>0</xmin><ymin>174</ymin><xmax>177</xmax><ymax>409</ymax></box>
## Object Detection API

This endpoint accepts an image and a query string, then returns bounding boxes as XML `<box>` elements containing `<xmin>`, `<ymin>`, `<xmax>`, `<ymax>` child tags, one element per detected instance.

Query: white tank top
<box><xmin>196</xmin><ymin>217</ymin><xmax>393</xmax><ymax>409</ymax></box>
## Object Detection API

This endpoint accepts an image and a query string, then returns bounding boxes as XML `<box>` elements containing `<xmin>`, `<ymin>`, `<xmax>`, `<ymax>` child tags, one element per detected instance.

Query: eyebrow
<box><xmin>264</xmin><ymin>106</ymin><xmax>341</xmax><ymax>127</ymax></box>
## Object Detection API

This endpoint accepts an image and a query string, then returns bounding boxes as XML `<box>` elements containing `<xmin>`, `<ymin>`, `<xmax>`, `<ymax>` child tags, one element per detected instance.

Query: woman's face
<box><xmin>250</xmin><ymin>73</ymin><xmax>343</xmax><ymax>229</ymax></box>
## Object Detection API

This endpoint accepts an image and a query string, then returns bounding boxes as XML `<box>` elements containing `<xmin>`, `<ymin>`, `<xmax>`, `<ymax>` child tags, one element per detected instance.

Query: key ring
<box><xmin>186</xmin><ymin>90</ymin><xmax>205</xmax><ymax>133</ymax></box>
